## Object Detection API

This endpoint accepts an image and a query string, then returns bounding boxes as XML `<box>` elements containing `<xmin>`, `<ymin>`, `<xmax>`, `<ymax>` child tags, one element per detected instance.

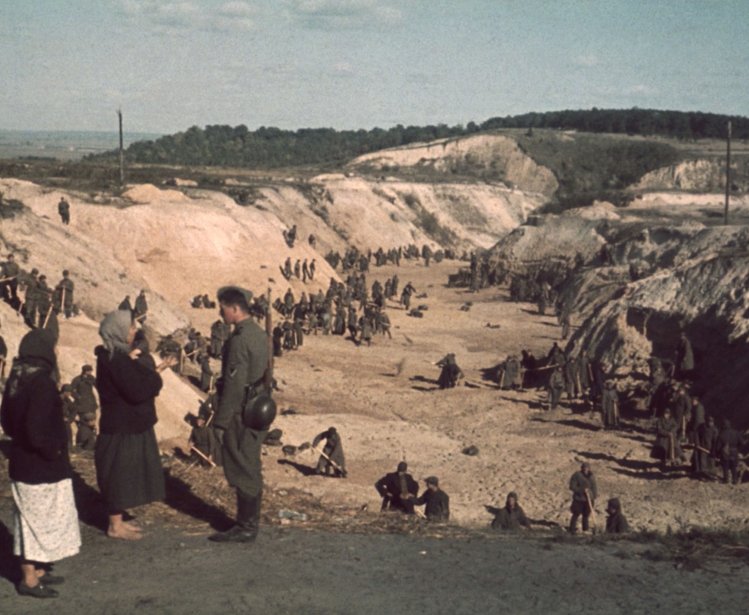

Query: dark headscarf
<box><xmin>4</xmin><ymin>329</ymin><xmax>57</xmax><ymax>399</ymax></box>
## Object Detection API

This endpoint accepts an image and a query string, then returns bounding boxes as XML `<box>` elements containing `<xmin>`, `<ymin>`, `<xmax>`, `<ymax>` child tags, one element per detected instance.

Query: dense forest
<box><xmin>102</xmin><ymin>108</ymin><xmax>747</xmax><ymax>169</ymax></box>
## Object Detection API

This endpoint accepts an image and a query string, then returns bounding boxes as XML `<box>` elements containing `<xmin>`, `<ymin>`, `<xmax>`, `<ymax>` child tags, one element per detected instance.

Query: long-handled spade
<box><xmin>311</xmin><ymin>445</ymin><xmax>348</xmax><ymax>478</ymax></box>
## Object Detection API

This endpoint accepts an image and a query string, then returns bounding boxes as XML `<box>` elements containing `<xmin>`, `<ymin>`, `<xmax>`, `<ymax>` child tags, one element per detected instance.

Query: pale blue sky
<box><xmin>1</xmin><ymin>0</ymin><xmax>748</xmax><ymax>133</ymax></box>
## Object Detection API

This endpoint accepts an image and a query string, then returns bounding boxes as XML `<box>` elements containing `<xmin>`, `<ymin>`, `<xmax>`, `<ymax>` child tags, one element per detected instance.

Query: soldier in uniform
<box><xmin>200</xmin><ymin>354</ymin><xmax>214</xmax><ymax>392</ymax></box>
<box><xmin>36</xmin><ymin>275</ymin><xmax>53</xmax><ymax>328</ymax></box>
<box><xmin>654</xmin><ymin>409</ymin><xmax>681</xmax><ymax>466</ymax></box>
<box><xmin>499</xmin><ymin>355</ymin><xmax>522</xmax><ymax>390</ymax></box>
<box><xmin>23</xmin><ymin>268</ymin><xmax>40</xmax><ymax>328</ymax></box>
<box><xmin>70</xmin><ymin>365</ymin><xmax>98</xmax><ymax>451</ymax></box>
<box><xmin>675</xmin><ymin>332</ymin><xmax>694</xmax><ymax>381</ymax></box>
<box><xmin>568</xmin><ymin>462</ymin><xmax>597</xmax><ymax>534</ymax></box>
<box><xmin>58</xmin><ymin>196</ymin><xmax>71</xmax><ymax>224</ymax></box>
<box><xmin>61</xmin><ymin>384</ymin><xmax>78</xmax><ymax>447</ymax></box>
<box><xmin>1</xmin><ymin>253</ymin><xmax>20</xmax><ymax>304</ymax></box>
<box><xmin>209</xmin><ymin>319</ymin><xmax>229</xmax><ymax>357</ymax></box>
<box><xmin>54</xmin><ymin>270</ymin><xmax>75</xmax><ymax>318</ymax></box>
<box><xmin>601</xmin><ymin>380</ymin><xmax>619</xmax><ymax>429</ymax></box>
<box><xmin>134</xmin><ymin>290</ymin><xmax>148</xmax><ymax>322</ymax></box>
<box><xmin>548</xmin><ymin>366</ymin><xmax>565</xmax><ymax>410</ymax></box>
<box><xmin>209</xmin><ymin>286</ymin><xmax>270</xmax><ymax>543</ymax></box>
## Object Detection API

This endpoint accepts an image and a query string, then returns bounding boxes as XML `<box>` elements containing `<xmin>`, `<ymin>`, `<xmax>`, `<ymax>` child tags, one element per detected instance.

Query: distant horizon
<box><xmin>2</xmin><ymin>105</ymin><xmax>748</xmax><ymax>139</ymax></box>
<box><xmin>2</xmin><ymin>1</ymin><xmax>748</xmax><ymax>134</ymax></box>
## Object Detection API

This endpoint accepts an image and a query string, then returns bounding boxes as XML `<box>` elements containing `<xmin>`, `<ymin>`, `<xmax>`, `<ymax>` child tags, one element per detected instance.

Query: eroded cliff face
<box><xmin>0</xmin><ymin>178</ymin><xmax>339</xmax><ymax>443</ymax></box>
<box><xmin>347</xmin><ymin>133</ymin><xmax>559</xmax><ymax>197</ymax></box>
<box><xmin>0</xmin><ymin>169</ymin><xmax>543</xmax><ymax>442</ymax></box>
<box><xmin>490</xmin><ymin>208</ymin><xmax>749</xmax><ymax>425</ymax></box>
<box><xmin>635</xmin><ymin>159</ymin><xmax>749</xmax><ymax>193</ymax></box>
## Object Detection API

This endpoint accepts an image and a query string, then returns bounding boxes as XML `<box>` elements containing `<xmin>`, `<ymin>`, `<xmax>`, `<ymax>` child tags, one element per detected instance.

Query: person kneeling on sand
<box><xmin>490</xmin><ymin>491</ymin><xmax>530</xmax><ymax>530</ymax></box>
<box><xmin>605</xmin><ymin>498</ymin><xmax>629</xmax><ymax>534</ymax></box>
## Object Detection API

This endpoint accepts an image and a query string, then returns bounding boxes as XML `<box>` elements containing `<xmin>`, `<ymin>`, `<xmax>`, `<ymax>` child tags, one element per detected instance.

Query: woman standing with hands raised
<box><xmin>94</xmin><ymin>310</ymin><xmax>175</xmax><ymax>540</ymax></box>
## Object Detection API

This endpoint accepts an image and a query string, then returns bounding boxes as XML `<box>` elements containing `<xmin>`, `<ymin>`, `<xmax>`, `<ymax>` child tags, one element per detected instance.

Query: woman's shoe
<box><xmin>17</xmin><ymin>582</ymin><xmax>58</xmax><ymax>598</ymax></box>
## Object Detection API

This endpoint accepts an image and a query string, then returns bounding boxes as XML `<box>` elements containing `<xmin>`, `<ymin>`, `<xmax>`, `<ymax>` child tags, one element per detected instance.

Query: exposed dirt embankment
<box><xmin>0</xmin><ymin>178</ymin><xmax>338</xmax><ymax>443</ymax></box>
<box><xmin>490</xmin><ymin>208</ymin><xmax>749</xmax><ymax>425</ymax></box>
<box><xmin>231</xmin><ymin>174</ymin><xmax>545</xmax><ymax>254</ymax></box>
<box><xmin>635</xmin><ymin>159</ymin><xmax>749</xmax><ymax>193</ymax></box>
<box><xmin>348</xmin><ymin>134</ymin><xmax>559</xmax><ymax>197</ymax></box>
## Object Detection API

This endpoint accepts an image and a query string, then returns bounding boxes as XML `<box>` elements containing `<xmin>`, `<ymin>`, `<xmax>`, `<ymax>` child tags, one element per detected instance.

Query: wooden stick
<box><xmin>42</xmin><ymin>303</ymin><xmax>54</xmax><ymax>328</ymax></box>
<box><xmin>190</xmin><ymin>445</ymin><xmax>216</xmax><ymax>467</ymax></box>
<box><xmin>312</xmin><ymin>445</ymin><xmax>347</xmax><ymax>477</ymax></box>
<box><xmin>585</xmin><ymin>489</ymin><xmax>596</xmax><ymax>531</ymax></box>
<box><xmin>265</xmin><ymin>288</ymin><xmax>273</xmax><ymax>390</ymax></box>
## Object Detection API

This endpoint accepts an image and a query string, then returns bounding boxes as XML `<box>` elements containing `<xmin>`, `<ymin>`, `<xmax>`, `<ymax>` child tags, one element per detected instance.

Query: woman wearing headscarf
<box><xmin>0</xmin><ymin>330</ymin><xmax>81</xmax><ymax>599</ymax></box>
<box><xmin>94</xmin><ymin>310</ymin><xmax>174</xmax><ymax>540</ymax></box>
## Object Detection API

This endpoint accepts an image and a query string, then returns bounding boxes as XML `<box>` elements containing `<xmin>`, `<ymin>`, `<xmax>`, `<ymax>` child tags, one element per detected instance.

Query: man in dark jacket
<box><xmin>717</xmin><ymin>419</ymin><xmax>745</xmax><ymax>484</ymax></box>
<box><xmin>58</xmin><ymin>196</ymin><xmax>70</xmax><ymax>224</ymax></box>
<box><xmin>490</xmin><ymin>491</ymin><xmax>530</xmax><ymax>530</ymax></box>
<box><xmin>675</xmin><ymin>332</ymin><xmax>694</xmax><ymax>380</ymax></box>
<box><xmin>605</xmin><ymin>498</ymin><xmax>629</xmax><ymax>534</ymax></box>
<box><xmin>312</xmin><ymin>427</ymin><xmax>346</xmax><ymax>477</ymax></box>
<box><xmin>1</xmin><ymin>253</ymin><xmax>20</xmax><ymax>304</ymax></box>
<box><xmin>601</xmin><ymin>380</ymin><xmax>619</xmax><ymax>429</ymax></box>
<box><xmin>375</xmin><ymin>461</ymin><xmax>418</xmax><ymax>513</ymax></box>
<box><xmin>71</xmin><ymin>364</ymin><xmax>98</xmax><ymax>422</ymax></box>
<box><xmin>210</xmin><ymin>286</ymin><xmax>270</xmax><ymax>543</ymax></box>
<box><xmin>437</xmin><ymin>353</ymin><xmax>463</xmax><ymax>389</ymax></box>
<box><xmin>53</xmin><ymin>270</ymin><xmax>74</xmax><ymax>318</ymax></box>
<box><xmin>134</xmin><ymin>290</ymin><xmax>148</xmax><ymax>322</ymax></box>
<box><xmin>412</xmin><ymin>476</ymin><xmax>449</xmax><ymax>521</ymax></box>
<box><xmin>569</xmin><ymin>462</ymin><xmax>597</xmax><ymax>534</ymax></box>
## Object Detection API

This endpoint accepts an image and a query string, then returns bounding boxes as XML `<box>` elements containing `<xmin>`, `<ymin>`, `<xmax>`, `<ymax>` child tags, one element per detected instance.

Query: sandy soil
<box><xmin>257</xmin><ymin>261</ymin><xmax>749</xmax><ymax>533</ymax></box>
<box><xmin>1</xmin><ymin>260</ymin><xmax>749</xmax><ymax>613</ymax></box>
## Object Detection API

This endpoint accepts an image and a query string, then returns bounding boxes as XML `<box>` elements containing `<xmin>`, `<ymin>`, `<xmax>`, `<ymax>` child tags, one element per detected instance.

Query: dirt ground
<box><xmin>2</xmin><ymin>259</ymin><xmax>749</xmax><ymax>613</ymax></box>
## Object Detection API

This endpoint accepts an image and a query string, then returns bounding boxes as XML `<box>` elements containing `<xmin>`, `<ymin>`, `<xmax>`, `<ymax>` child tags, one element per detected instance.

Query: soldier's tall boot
<box><xmin>209</xmin><ymin>490</ymin><xmax>260</xmax><ymax>543</ymax></box>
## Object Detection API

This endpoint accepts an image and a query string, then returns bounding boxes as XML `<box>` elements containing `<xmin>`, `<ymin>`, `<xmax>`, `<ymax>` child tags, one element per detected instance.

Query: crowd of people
<box><xmin>1</xmin><ymin>221</ymin><xmax>747</xmax><ymax>601</ymax></box>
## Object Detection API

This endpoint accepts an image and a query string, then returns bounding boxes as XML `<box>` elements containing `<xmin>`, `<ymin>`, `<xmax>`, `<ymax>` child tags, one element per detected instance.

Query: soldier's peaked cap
<box><xmin>217</xmin><ymin>286</ymin><xmax>253</xmax><ymax>305</ymax></box>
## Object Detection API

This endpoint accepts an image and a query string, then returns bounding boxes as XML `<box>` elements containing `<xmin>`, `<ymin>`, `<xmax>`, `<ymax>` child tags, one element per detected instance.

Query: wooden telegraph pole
<box><xmin>724</xmin><ymin>120</ymin><xmax>731</xmax><ymax>225</ymax></box>
<box><xmin>117</xmin><ymin>109</ymin><xmax>125</xmax><ymax>187</ymax></box>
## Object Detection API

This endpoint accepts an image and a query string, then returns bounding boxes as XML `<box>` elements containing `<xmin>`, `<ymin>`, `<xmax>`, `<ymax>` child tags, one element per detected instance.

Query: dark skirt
<box><xmin>95</xmin><ymin>429</ymin><xmax>165</xmax><ymax>512</ymax></box>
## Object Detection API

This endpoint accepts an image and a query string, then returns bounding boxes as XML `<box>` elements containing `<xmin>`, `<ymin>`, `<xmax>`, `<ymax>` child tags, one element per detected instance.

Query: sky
<box><xmin>1</xmin><ymin>0</ymin><xmax>748</xmax><ymax>134</ymax></box>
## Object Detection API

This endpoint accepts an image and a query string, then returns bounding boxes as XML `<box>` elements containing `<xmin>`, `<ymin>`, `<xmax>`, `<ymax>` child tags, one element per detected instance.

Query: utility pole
<box><xmin>724</xmin><ymin>120</ymin><xmax>731</xmax><ymax>225</ymax></box>
<box><xmin>117</xmin><ymin>109</ymin><xmax>125</xmax><ymax>187</ymax></box>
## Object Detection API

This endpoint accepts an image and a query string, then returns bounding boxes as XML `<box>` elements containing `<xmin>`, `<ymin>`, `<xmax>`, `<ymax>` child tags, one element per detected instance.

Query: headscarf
<box><xmin>3</xmin><ymin>329</ymin><xmax>57</xmax><ymax>400</ymax></box>
<box><xmin>99</xmin><ymin>309</ymin><xmax>133</xmax><ymax>355</ymax></box>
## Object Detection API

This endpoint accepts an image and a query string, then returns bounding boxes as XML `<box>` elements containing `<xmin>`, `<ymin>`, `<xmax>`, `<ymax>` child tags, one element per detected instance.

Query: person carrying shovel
<box><xmin>569</xmin><ymin>462</ymin><xmax>597</xmax><ymax>534</ymax></box>
<box><xmin>312</xmin><ymin>427</ymin><xmax>347</xmax><ymax>477</ymax></box>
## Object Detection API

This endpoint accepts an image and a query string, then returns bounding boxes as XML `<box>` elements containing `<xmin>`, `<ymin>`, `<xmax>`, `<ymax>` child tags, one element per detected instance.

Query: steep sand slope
<box><xmin>348</xmin><ymin>133</ymin><xmax>559</xmax><ymax>197</ymax></box>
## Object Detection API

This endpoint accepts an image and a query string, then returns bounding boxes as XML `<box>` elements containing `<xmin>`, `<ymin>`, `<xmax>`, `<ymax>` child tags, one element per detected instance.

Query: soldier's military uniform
<box><xmin>58</xmin><ymin>197</ymin><xmax>70</xmax><ymax>224</ymax></box>
<box><xmin>54</xmin><ymin>271</ymin><xmax>75</xmax><ymax>318</ymax></box>
<box><xmin>211</xmin><ymin>297</ymin><xmax>269</xmax><ymax>542</ymax></box>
